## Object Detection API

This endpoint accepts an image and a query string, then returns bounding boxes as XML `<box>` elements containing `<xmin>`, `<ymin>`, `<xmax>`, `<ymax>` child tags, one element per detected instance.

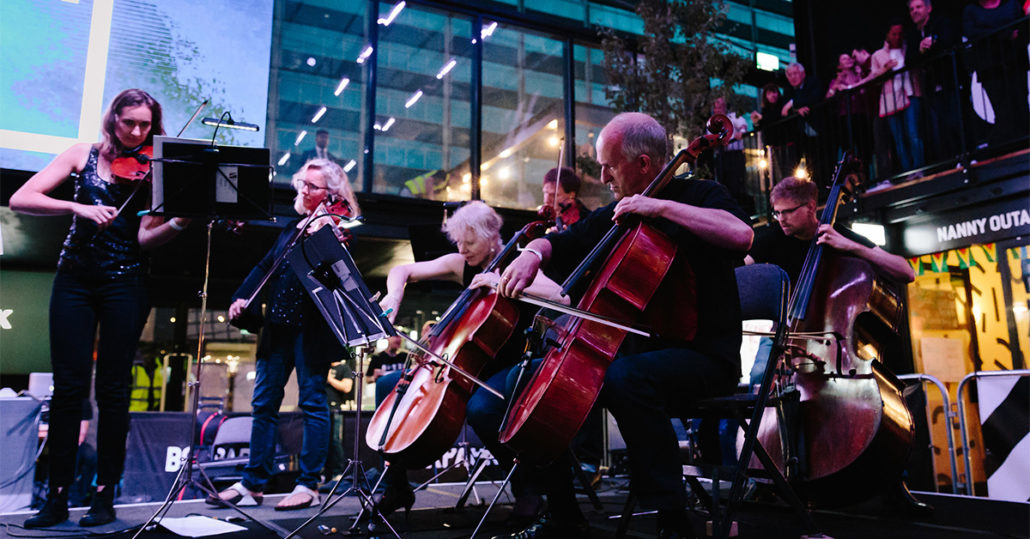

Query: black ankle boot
<box><xmin>372</xmin><ymin>483</ymin><xmax>415</xmax><ymax>518</ymax></box>
<box><xmin>79</xmin><ymin>487</ymin><xmax>116</xmax><ymax>527</ymax></box>
<box><xmin>24</xmin><ymin>489</ymin><xmax>69</xmax><ymax>528</ymax></box>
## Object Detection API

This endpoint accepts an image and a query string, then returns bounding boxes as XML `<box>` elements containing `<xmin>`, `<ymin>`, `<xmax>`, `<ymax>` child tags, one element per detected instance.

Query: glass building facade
<box><xmin>268</xmin><ymin>0</ymin><xmax>796</xmax><ymax>211</ymax></box>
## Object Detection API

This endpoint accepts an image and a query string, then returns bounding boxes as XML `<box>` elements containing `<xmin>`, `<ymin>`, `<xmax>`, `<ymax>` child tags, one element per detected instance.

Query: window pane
<box><xmin>573</xmin><ymin>43</ymin><xmax>615</xmax><ymax>210</ymax></box>
<box><xmin>269</xmin><ymin>2</ymin><xmax>367</xmax><ymax>189</ymax></box>
<box><xmin>480</xmin><ymin>24</ymin><xmax>565</xmax><ymax>210</ymax></box>
<box><xmin>374</xmin><ymin>3</ymin><xmax>472</xmax><ymax>200</ymax></box>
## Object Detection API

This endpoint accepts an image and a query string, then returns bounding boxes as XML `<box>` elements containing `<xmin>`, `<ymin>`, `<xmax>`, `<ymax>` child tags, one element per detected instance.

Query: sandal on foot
<box><xmin>205</xmin><ymin>482</ymin><xmax>263</xmax><ymax>507</ymax></box>
<box><xmin>275</xmin><ymin>485</ymin><xmax>320</xmax><ymax>511</ymax></box>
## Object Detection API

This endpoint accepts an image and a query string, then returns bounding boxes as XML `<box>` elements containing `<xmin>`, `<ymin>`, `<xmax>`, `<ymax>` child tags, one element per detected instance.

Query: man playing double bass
<box><xmin>744</xmin><ymin>175</ymin><xmax>914</xmax><ymax>383</ymax></box>
<box><xmin>497</xmin><ymin>112</ymin><xmax>753</xmax><ymax>539</ymax></box>
<box><xmin>745</xmin><ymin>175</ymin><xmax>927</xmax><ymax>512</ymax></box>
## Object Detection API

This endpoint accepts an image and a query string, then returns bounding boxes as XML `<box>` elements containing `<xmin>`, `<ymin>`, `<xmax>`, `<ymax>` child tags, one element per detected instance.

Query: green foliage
<box><xmin>600</xmin><ymin>0</ymin><xmax>752</xmax><ymax>143</ymax></box>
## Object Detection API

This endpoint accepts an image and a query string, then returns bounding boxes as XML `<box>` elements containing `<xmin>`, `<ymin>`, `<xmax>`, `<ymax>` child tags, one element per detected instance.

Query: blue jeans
<box><xmin>48</xmin><ymin>272</ymin><xmax>149</xmax><ymax>489</ymax></box>
<box><xmin>601</xmin><ymin>347</ymin><xmax>738</xmax><ymax>510</ymax></box>
<box><xmin>243</xmin><ymin>325</ymin><xmax>329</xmax><ymax>492</ymax></box>
<box><xmin>886</xmin><ymin>99</ymin><xmax>924</xmax><ymax>172</ymax></box>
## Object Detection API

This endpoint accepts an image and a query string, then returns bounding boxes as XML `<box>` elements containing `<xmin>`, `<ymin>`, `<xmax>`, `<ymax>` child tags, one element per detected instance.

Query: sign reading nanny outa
<box><xmin>902</xmin><ymin>197</ymin><xmax>1030</xmax><ymax>255</ymax></box>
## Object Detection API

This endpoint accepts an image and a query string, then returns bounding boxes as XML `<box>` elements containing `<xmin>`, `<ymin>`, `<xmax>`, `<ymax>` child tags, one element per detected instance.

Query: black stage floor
<box><xmin>1</xmin><ymin>478</ymin><xmax>1026</xmax><ymax>539</ymax></box>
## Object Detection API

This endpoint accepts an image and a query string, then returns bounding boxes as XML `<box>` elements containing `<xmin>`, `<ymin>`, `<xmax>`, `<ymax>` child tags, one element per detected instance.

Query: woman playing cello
<box><xmin>371</xmin><ymin>200</ymin><xmax>567</xmax><ymax>523</ymax></box>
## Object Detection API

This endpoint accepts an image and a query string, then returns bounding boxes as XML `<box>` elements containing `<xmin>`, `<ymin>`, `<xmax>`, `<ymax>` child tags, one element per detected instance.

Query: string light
<box><xmin>405</xmin><ymin>90</ymin><xmax>423</xmax><ymax>108</ymax></box>
<box><xmin>334</xmin><ymin>77</ymin><xmax>350</xmax><ymax>96</ymax></box>
<box><xmin>378</xmin><ymin>1</ymin><xmax>405</xmax><ymax>26</ymax></box>
<box><xmin>311</xmin><ymin>106</ymin><xmax>327</xmax><ymax>123</ymax></box>
<box><xmin>436</xmin><ymin>59</ymin><xmax>457</xmax><ymax>79</ymax></box>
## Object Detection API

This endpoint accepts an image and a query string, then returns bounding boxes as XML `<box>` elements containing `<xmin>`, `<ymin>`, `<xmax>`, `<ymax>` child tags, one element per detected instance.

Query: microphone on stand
<box><xmin>200</xmin><ymin>117</ymin><xmax>260</xmax><ymax>131</ymax></box>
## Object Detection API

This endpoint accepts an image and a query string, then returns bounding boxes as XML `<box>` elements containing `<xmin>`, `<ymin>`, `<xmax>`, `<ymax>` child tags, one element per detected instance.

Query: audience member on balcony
<box><xmin>871</xmin><ymin>19</ymin><xmax>925</xmax><ymax>174</ymax></box>
<box><xmin>962</xmin><ymin>0</ymin><xmax>1029</xmax><ymax>146</ymax></box>
<box><xmin>751</xmin><ymin>82</ymin><xmax>790</xmax><ymax>181</ymax></box>
<box><xmin>712</xmin><ymin>96</ymin><xmax>751</xmax><ymax>213</ymax></box>
<box><xmin>781</xmin><ymin>62</ymin><xmax>826</xmax><ymax>185</ymax></box>
<box><xmin>905</xmin><ymin>0</ymin><xmax>962</xmax><ymax>162</ymax></box>
<box><xmin>826</xmin><ymin>52</ymin><xmax>876</xmax><ymax>175</ymax></box>
<box><xmin>851</xmin><ymin>47</ymin><xmax>897</xmax><ymax>180</ymax></box>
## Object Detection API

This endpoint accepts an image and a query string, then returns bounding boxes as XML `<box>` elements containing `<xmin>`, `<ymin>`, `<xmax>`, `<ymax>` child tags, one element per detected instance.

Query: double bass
<box><xmin>758</xmin><ymin>157</ymin><xmax>915</xmax><ymax>504</ymax></box>
<box><xmin>499</xmin><ymin>116</ymin><xmax>734</xmax><ymax>463</ymax></box>
<box><xmin>364</xmin><ymin>218</ymin><xmax>551</xmax><ymax>468</ymax></box>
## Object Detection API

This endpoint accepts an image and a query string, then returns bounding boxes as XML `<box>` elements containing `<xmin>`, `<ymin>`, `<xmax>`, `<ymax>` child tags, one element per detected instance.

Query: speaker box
<box><xmin>0</xmin><ymin>397</ymin><xmax>42</xmax><ymax>512</ymax></box>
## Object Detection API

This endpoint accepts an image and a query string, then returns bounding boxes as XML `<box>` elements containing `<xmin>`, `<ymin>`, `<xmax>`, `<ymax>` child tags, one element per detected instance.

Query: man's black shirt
<box><xmin>545</xmin><ymin>177</ymin><xmax>751</xmax><ymax>372</ymax></box>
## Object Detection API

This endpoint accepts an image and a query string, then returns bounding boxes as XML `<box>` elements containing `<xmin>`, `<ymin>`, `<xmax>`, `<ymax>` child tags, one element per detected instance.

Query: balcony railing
<box><xmin>737</xmin><ymin>17</ymin><xmax>1029</xmax><ymax>216</ymax></box>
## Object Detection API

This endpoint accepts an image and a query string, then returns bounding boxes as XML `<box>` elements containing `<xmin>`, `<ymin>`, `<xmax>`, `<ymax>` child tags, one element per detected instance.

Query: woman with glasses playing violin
<box><xmin>10</xmin><ymin>89</ymin><xmax>190</xmax><ymax>528</ymax></box>
<box><xmin>210</xmin><ymin>158</ymin><xmax>360</xmax><ymax>511</ymax></box>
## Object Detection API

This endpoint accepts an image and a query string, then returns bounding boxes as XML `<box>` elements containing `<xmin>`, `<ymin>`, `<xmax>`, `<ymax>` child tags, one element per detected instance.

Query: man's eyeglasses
<box><xmin>772</xmin><ymin>203</ymin><xmax>805</xmax><ymax>220</ymax></box>
<box><xmin>297</xmin><ymin>181</ymin><xmax>327</xmax><ymax>192</ymax></box>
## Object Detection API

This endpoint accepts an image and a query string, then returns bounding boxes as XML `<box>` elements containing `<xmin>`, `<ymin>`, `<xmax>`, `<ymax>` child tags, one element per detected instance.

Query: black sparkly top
<box><xmin>57</xmin><ymin>147</ymin><xmax>147</xmax><ymax>278</ymax></box>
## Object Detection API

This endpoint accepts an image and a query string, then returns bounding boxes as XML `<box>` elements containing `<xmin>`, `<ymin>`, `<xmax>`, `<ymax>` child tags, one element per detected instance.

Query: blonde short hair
<box><xmin>442</xmin><ymin>201</ymin><xmax>502</xmax><ymax>246</ymax></box>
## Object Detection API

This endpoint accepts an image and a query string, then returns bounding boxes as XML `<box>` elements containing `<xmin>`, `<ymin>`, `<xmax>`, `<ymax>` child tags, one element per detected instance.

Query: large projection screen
<box><xmin>0</xmin><ymin>0</ymin><xmax>274</xmax><ymax>173</ymax></box>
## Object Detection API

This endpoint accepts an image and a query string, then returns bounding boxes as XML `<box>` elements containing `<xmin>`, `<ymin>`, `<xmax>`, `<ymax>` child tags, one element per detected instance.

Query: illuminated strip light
<box><xmin>0</xmin><ymin>130</ymin><xmax>78</xmax><ymax>155</ymax></box>
<box><xmin>343</xmin><ymin>160</ymin><xmax>356</xmax><ymax>172</ymax></box>
<box><xmin>80</xmin><ymin>0</ymin><xmax>115</xmax><ymax>141</ymax></box>
<box><xmin>382</xmin><ymin>117</ymin><xmax>395</xmax><ymax>131</ymax></box>
<box><xmin>481</xmin><ymin>21</ymin><xmax>497</xmax><ymax>39</ymax></box>
<box><xmin>334</xmin><ymin>77</ymin><xmax>350</xmax><ymax>96</ymax></box>
<box><xmin>311</xmin><ymin>106</ymin><xmax>327</xmax><ymax>123</ymax></box>
<box><xmin>377</xmin><ymin>1</ymin><xmax>405</xmax><ymax>26</ymax></box>
<box><xmin>405</xmin><ymin>90</ymin><xmax>423</xmax><ymax>109</ymax></box>
<box><xmin>277</xmin><ymin>152</ymin><xmax>291</xmax><ymax>166</ymax></box>
<box><xmin>294</xmin><ymin>130</ymin><xmax>308</xmax><ymax>146</ymax></box>
<box><xmin>436</xmin><ymin>59</ymin><xmax>456</xmax><ymax>79</ymax></box>
<box><xmin>356</xmin><ymin>46</ymin><xmax>374</xmax><ymax>64</ymax></box>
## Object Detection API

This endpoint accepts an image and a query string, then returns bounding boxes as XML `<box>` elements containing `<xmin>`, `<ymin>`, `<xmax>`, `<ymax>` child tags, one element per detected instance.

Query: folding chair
<box><xmin>616</xmin><ymin>264</ymin><xmax>820</xmax><ymax>538</ymax></box>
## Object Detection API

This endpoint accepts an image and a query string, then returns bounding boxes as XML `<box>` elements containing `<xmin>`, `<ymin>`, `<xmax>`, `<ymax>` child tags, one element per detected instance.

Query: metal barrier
<box><xmin>897</xmin><ymin>373</ymin><xmax>960</xmax><ymax>494</ymax></box>
<box><xmin>956</xmin><ymin>369</ymin><xmax>1030</xmax><ymax>496</ymax></box>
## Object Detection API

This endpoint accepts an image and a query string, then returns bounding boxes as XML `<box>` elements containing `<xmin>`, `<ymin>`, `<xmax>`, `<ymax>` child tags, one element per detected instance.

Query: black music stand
<box><xmin>283</xmin><ymin>227</ymin><xmax>398</xmax><ymax>538</ymax></box>
<box><xmin>132</xmin><ymin>143</ymin><xmax>285</xmax><ymax>538</ymax></box>
<box><xmin>151</xmin><ymin>135</ymin><xmax>273</xmax><ymax>221</ymax></box>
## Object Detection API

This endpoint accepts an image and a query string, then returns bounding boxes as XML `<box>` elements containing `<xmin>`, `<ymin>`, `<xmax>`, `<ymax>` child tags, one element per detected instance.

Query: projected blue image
<box><xmin>0</xmin><ymin>0</ymin><xmax>274</xmax><ymax>172</ymax></box>
<box><xmin>0</xmin><ymin>0</ymin><xmax>90</xmax><ymax>139</ymax></box>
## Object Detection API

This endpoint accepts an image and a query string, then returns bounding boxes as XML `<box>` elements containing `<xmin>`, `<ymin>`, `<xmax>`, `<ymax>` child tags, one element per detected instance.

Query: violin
<box><xmin>110</xmin><ymin>145</ymin><xmax>153</xmax><ymax>183</ymax></box>
<box><xmin>305</xmin><ymin>196</ymin><xmax>354</xmax><ymax>244</ymax></box>
<box><xmin>499</xmin><ymin>115</ymin><xmax>734</xmax><ymax>463</ymax></box>
<box><xmin>229</xmin><ymin>195</ymin><xmax>356</xmax><ymax>333</ymax></box>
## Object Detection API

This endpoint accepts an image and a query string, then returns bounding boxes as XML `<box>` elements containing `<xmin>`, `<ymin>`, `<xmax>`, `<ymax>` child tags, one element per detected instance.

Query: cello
<box><xmin>364</xmin><ymin>218</ymin><xmax>551</xmax><ymax>468</ymax></box>
<box><xmin>758</xmin><ymin>157</ymin><xmax>915</xmax><ymax>504</ymax></box>
<box><xmin>499</xmin><ymin>116</ymin><xmax>734</xmax><ymax>463</ymax></box>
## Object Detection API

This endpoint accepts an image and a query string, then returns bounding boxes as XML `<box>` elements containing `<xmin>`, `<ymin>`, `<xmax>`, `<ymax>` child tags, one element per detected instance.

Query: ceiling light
<box><xmin>334</xmin><ymin>77</ymin><xmax>350</xmax><ymax>96</ymax></box>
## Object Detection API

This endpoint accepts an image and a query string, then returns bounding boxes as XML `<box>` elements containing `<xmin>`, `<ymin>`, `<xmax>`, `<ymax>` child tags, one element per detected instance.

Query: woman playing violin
<box><xmin>372</xmin><ymin>201</ymin><xmax>567</xmax><ymax>525</ymax></box>
<box><xmin>10</xmin><ymin>89</ymin><xmax>189</xmax><ymax>528</ymax></box>
<box><xmin>211</xmin><ymin>158</ymin><xmax>359</xmax><ymax>511</ymax></box>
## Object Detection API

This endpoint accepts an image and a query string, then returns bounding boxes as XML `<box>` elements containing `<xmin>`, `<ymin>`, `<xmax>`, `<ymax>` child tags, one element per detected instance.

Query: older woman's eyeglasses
<box><xmin>297</xmin><ymin>181</ymin><xmax>327</xmax><ymax>192</ymax></box>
